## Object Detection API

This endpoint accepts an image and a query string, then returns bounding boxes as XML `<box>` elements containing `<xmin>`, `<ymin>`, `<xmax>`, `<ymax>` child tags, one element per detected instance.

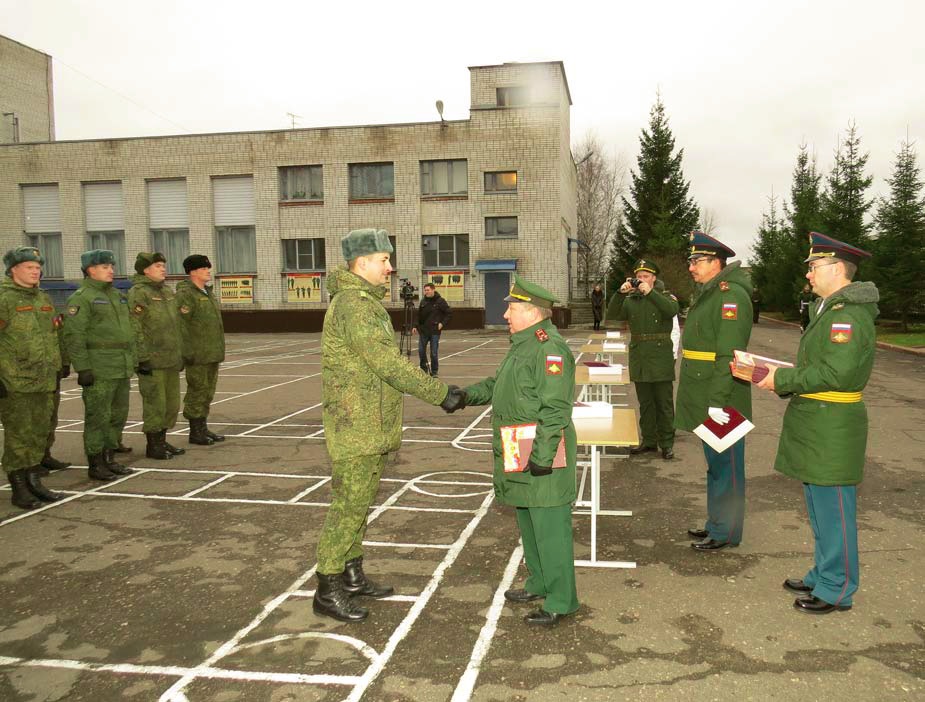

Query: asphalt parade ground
<box><xmin>1</xmin><ymin>325</ymin><xmax>923</xmax><ymax>701</ymax></box>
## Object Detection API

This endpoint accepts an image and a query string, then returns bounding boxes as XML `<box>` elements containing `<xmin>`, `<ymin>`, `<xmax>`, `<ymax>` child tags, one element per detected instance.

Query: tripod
<box><xmin>399</xmin><ymin>298</ymin><xmax>416</xmax><ymax>358</ymax></box>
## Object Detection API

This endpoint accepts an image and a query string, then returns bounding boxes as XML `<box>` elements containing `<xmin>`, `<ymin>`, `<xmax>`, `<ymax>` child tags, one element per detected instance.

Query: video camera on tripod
<box><xmin>399</xmin><ymin>277</ymin><xmax>418</xmax><ymax>302</ymax></box>
<box><xmin>398</xmin><ymin>277</ymin><xmax>418</xmax><ymax>357</ymax></box>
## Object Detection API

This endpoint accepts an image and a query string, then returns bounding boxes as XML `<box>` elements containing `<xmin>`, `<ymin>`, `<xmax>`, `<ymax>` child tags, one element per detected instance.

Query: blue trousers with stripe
<box><xmin>700</xmin><ymin>438</ymin><xmax>746</xmax><ymax>544</ymax></box>
<box><xmin>802</xmin><ymin>484</ymin><xmax>859</xmax><ymax>606</ymax></box>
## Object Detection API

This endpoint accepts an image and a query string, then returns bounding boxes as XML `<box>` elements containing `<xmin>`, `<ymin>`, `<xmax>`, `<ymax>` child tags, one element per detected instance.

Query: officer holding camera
<box><xmin>412</xmin><ymin>283</ymin><xmax>451</xmax><ymax>377</ymax></box>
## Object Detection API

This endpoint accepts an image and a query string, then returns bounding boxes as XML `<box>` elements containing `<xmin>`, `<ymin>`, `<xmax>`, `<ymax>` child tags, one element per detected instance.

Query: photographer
<box><xmin>413</xmin><ymin>283</ymin><xmax>452</xmax><ymax>377</ymax></box>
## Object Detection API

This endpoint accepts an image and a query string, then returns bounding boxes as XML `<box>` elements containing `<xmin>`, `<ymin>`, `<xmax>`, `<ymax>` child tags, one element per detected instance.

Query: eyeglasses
<box><xmin>688</xmin><ymin>257</ymin><xmax>714</xmax><ymax>266</ymax></box>
<box><xmin>807</xmin><ymin>261</ymin><xmax>839</xmax><ymax>273</ymax></box>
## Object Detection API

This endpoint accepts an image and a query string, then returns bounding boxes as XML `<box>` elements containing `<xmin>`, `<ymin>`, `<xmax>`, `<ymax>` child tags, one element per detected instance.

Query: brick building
<box><xmin>0</xmin><ymin>34</ymin><xmax>55</xmax><ymax>144</ymax></box>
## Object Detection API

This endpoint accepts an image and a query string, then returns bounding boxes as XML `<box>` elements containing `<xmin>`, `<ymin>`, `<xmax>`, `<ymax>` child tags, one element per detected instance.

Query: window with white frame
<box><xmin>25</xmin><ymin>234</ymin><xmax>63</xmax><ymax>278</ymax></box>
<box><xmin>216</xmin><ymin>227</ymin><xmax>257</xmax><ymax>273</ymax></box>
<box><xmin>279</xmin><ymin>165</ymin><xmax>323</xmax><ymax>202</ymax></box>
<box><xmin>349</xmin><ymin>163</ymin><xmax>394</xmax><ymax>200</ymax></box>
<box><xmin>485</xmin><ymin>216</ymin><xmax>518</xmax><ymax>239</ymax></box>
<box><xmin>212</xmin><ymin>176</ymin><xmax>256</xmax><ymax>273</ymax></box>
<box><xmin>484</xmin><ymin>171</ymin><xmax>518</xmax><ymax>193</ymax></box>
<box><xmin>148</xmin><ymin>179</ymin><xmax>190</xmax><ymax>275</ymax></box>
<box><xmin>151</xmin><ymin>229</ymin><xmax>190</xmax><ymax>275</ymax></box>
<box><xmin>87</xmin><ymin>231</ymin><xmax>126</xmax><ymax>275</ymax></box>
<box><xmin>84</xmin><ymin>182</ymin><xmax>126</xmax><ymax>275</ymax></box>
<box><xmin>420</xmin><ymin>159</ymin><xmax>467</xmax><ymax>197</ymax></box>
<box><xmin>282</xmin><ymin>238</ymin><xmax>326</xmax><ymax>271</ymax></box>
<box><xmin>496</xmin><ymin>86</ymin><xmax>529</xmax><ymax>107</ymax></box>
<box><xmin>22</xmin><ymin>184</ymin><xmax>63</xmax><ymax>278</ymax></box>
<box><xmin>422</xmin><ymin>234</ymin><xmax>469</xmax><ymax>269</ymax></box>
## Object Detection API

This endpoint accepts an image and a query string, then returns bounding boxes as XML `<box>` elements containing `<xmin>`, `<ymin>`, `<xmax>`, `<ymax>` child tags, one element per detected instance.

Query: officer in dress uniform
<box><xmin>757</xmin><ymin>232</ymin><xmax>877</xmax><ymax>614</ymax></box>
<box><xmin>675</xmin><ymin>232</ymin><xmax>753</xmax><ymax>551</ymax></box>
<box><xmin>606</xmin><ymin>259</ymin><xmax>680</xmax><ymax>460</ymax></box>
<box><xmin>63</xmin><ymin>250</ymin><xmax>136</xmax><ymax>481</ymax></box>
<box><xmin>464</xmin><ymin>275</ymin><xmax>580</xmax><ymax>626</ymax></box>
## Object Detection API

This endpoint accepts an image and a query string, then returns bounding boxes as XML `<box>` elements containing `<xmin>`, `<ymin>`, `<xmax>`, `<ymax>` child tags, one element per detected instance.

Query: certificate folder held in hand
<box><xmin>731</xmin><ymin>349</ymin><xmax>794</xmax><ymax>383</ymax></box>
<box><xmin>500</xmin><ymin>423</ymin><xmax>567</xmax><ymax>473</ymax></box>
<box><xmin>693</xmin><ymin>407</ymin><xmax>754</xmax><ymax>453</ymax></box>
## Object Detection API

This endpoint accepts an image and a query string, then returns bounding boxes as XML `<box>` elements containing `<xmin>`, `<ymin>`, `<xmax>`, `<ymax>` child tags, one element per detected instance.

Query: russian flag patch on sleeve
<box><xmin>830</xmin><ymin>323</ymin><xmax>852</xmax><ymax>343</ymax></box>
<box><xmin>722</xmin><ymin>303</ymin><xmax>738</xmax><ymax>320</ymax></box>
<box><xmin>545</xmin><ymin>355</ymin><xmax>563</xmax><ymax>375</ymax></box>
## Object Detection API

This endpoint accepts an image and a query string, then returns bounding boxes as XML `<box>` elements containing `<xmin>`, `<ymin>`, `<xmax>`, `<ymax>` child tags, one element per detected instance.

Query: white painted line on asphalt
<box><xmin>451</xmin><ymin>405</ymin><xmax>494</xmax><ymax>452</ymax></box>
<box><xmin>209</xmin><ymin>373</ymin><xmax>319</xmax><ymax>407</ymax></box>
<box><xmin>361</xmin><ymin>540</ymin><xmax>452</xmax><ymax>550</ymax></box>
<box><xmin>288</xmin><ymin>478</ymin><xmax>330</xmax><ymax>503</ymax></box>
<box><xmin>237</xmin><ymin>402</ymin><xmax>323</xmax><ymax>436</ymax></box>
<box><xmin>290</xmin><ymin>590</ymin><xmax>420</xmax><ymax>604</ymax></box>
<box><xmin>181</xmin><ymin>474</ymin><xmax>233</xmax><ymax>498</ymax></box>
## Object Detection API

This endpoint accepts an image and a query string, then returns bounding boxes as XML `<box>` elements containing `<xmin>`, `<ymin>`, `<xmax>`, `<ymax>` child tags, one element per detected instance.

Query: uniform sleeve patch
<box><xmin>67</xmin><ymin>305</ymin><xmax>80</xmax><ymax>316</ymax></box>
<box><xmin>179</xmin><ymin>305</ymin><xmax>191</xmax><ymax>315</ymax></box>
<box><xmin>830</xmin><ymin>323</ymin><xmax>852</xmax><ymax>343</ymax></box>
<box><xmin>0</xmin><ymin>319</ymin><xmax>6</xmax><ymax>330</ymax></box>
<box><xmin>535</xmin><ymin>328</ymin><xmax>549</xmax><ymax>342</ymax></box>
<box><xmin>719</xmin><ymin>281</ymin><xmax>730</xmax><ymax>291</ymax></box>
<box><xmin>53</xmin><ymin>314</ymin><xmax>63</xmax><ymax>329</ymax></box>
<box><xmin>16</xmin><ymin>305</ymin><xmax>34</xmax><ymax>312</ymax></box>
<box><xmin>545</xmin><ymin>354</ymin><xmax>563</xmax><ymax>375</ymax></box>
<box><xmin>40</xmin><ymin>305</ymin><xmax>53</xmax><ymax>312</ymax></box>
<box><xmin>722</xmin><ymin>303</ymin><xmax>738</xmax><ymax>320</ymax></box>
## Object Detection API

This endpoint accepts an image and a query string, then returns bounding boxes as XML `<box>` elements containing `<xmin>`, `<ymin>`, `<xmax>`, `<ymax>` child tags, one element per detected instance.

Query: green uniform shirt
<box><xmin>127</xmin><ymin>275</ymin><xmax>182</xmax><ymax>371</ymax></box>
<box><xmin>606</xmin><ymin>281</ymin><xmax>679</xmax><ymax>382</ymax></box>
<box><xmin>773</xmin><ymin>281</ymin><xmax>879</xmax><ymax>486</ymax></box>
<box><xmin>321</xmin><ymin>267</ymin><xmax>447</xmax><ymax>462</ymax></box>
<box><xmin>63</xmin><ymin>278</ymin><xmax>135</xmax><ymax>379</ymax></box>
<box><xmin>175</xmin><ymin>280</ymin><xmax>225</xmax><ymax>365</ymax></box>
<box><xmin>0</xmin><ymin>278</ymin><xmax>62</xmax><ymax>393</ymax></box>
<box><xmin>465</xmin><ymin>319</ymin><xmax>578</xmax><ymax>508</ymax></box>
<box><xmin>675</xmin><ymin>261</ymin><xmax>753</xmax><ymax>431</ymax></box>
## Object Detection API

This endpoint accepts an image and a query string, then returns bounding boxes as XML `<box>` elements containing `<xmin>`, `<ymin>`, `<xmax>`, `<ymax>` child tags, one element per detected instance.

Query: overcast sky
<box><xmin>4</xmin><ymin>0</ymin><xmax>923</xmax><ymax>262</ymax></box>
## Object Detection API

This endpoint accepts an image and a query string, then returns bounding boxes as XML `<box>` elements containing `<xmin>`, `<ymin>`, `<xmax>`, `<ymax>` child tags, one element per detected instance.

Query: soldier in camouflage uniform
<box><xmin>176</xmin><ymin>254</ymin><xmax>226</xmax><ymax>445</ymax></box>
<box><xmin>128</xmin><ymin>252</ymin><xmax>185</xmax><ymax>460</ymax></box>
<box><xmin>0</xmin><ymin>247</ymin><xmax>67</xmax><ymax>508</ymax></box>
<box><xmin>313</xmin><ymin>228</ymin><xmax>465</xmax><ymax>623</ymax></box>
<box><xmin>64</xmin><ymin>249</ymin><xmax>136</xmax><ymax>481</ymax></box>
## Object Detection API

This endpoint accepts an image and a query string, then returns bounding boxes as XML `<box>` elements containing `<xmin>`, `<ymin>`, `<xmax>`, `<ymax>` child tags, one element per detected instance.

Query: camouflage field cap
<box><xmin>633</xmin><ymin>258</ymin><xmax>660</xmax><ymax>275</ymax></box>
<box><xmin>341</xmin><ymin>228</ymin><xmax>393</xmax><ymax>262</ymax></box>
<box><xmin>134</xmin><ymin>251</ymin><xmax>167</xmax><ymax>274</ymax></box>
<box><xmin>80</xmin><ymin>249</ymin><xmax>116</xmax><ymax>272</ymax></box>
<box><xmin>504</xmin><ymin>273</ymin><xmax>558</xmax><ymax>309</ymax></box>
<box><xmin>4</xmin><ymin>246</ymin><xmax>44</xmax><ymax>275</ymax></box>
<box><xmin>804</xmin><ymin>231</ymin><xmax>871</xmax><ymax>265</ymax></box>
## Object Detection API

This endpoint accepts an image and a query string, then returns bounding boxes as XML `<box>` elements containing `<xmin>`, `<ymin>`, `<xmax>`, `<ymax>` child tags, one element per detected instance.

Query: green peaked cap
<box><xmin>503</xmin><ymin>273</ymin><xmax>558</xmax><ymax>309</ymax></box>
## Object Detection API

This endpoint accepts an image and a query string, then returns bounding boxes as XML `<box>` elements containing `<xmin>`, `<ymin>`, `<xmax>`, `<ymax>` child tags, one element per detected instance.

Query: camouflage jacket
<box><xmin>63</xmin><ymin>278</ymin><xmax>135</xmax><ymax>378</ymax></box>
<box><xmin>0</xmin><ymin>277</ymin><xmax>62</xmax><ymax>393</ymax></box>
<box><xmin>175</xmin><ymin>280</ymin><xmax>225</xmax><ymax>365</ymax></box>
<box><xmin>322</xmin><ymin>267</ymin><xmax>448</xmax><ymax>462</ymax></box>
<box><xmin>127</xmin><ymin>275</ymin><xmax>182</xmax><ymax>370</ymax></box>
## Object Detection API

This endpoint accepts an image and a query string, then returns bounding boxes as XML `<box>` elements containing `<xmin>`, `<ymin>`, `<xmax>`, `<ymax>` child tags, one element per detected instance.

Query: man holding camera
<box><xmin>606</xmin><ymin>259</ymin><xmax>679</xmax><ymax>460</ymax></box>
<box><xmin>413</xmin><ymin>283</ymin><xmax>452</xmax><ymax>377</ymax></box>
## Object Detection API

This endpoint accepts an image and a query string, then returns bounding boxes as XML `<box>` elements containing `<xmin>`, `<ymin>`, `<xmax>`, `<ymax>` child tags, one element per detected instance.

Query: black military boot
<box><xmin>87</xmin><ymin>453</ymin><xmax>117</xmax><ymax>481</ymax></box>
<box><xmin>313</xmin><ymin>572</ymin><xmax>369</xmax><ymax>622</ymax></box>
<box><xmin>103</xmin><ymin>449</ymin><xmax>133</xmax><ymax>475</ymax></box>
<box><xmin>342</xmin><ymin>557</ymin><xmax>394</xmax><ymax>598</ymax></box>
<box><xmin>188</xmin><ymin>418</ymin><xmax>214</xmax><ymax>446</ymax></box>
<box><xmin>162</xmin><ymin>430</ymin><xmax>186</xmax><ymax>456</ymax></box>
<box><xmin>204</xmin><ymin>422</ymin><xmax>225</xmax><ymax>442</ymax></box>
<box><xmin>114</xmin><ymin>443</ymin><xmax>132</xmax><ymax>453</ymax></box>
<box><xmin>41</xmin><ymin>452</ymin><xmax>71</xmax><ymax>473</ymax></box>
<box><xmin>145</xmin><ymin>433</ymin><xmax>172</xmax><ymax>460</ymax></box>
<box><xmin>25</xmin><ymin>467</ymin><xmax>64</xmax><ymax>503</ymax></box>
<box><xmin>8</xmin><ymin>469</ymin><xmax>42</xmax><ymax>509</ymax></box>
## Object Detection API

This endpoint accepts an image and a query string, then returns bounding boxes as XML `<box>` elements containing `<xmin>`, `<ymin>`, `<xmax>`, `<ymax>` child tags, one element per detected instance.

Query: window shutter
<box><xmin>84</xmin><ymin>182</ymin><xmax>124</xmax><ymax>231</ymax></box>
<box><xmin>22</xmin><ymin>184</ymin><xmax>61</xmax><ymax>232</ymax></box>
<box><xmin>213</xmin><ymin>176</ymin><xmax>255</xmax><ymax>225</ymax></box>
<box><xmin>148</xmin><ymin>179</ymin><xmax>189</xmax><ymax>228</ymax></box>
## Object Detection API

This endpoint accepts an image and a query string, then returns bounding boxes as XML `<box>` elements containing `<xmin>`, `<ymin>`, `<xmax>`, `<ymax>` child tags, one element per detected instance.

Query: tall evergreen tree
<box><xmin>609</xmin><ymin>96</ymin><xmax>700</xmax><ymax>283</ymax></box>
<box><xmin>874</xmin><ymin>139</ymin><xmax>925</xmax><ymax>330</ymax></box>
<box><xmin>748</xmin><ymin>193</ymin><xmax>791</xmax><ymax>312</ymax></box>
<box><xmin>820</xmin><ymin>121</ymin><xmax>874</xmax><ymax>247</ymax></box>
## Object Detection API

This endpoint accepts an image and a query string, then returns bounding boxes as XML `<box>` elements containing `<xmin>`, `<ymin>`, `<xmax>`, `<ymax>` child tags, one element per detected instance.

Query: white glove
<box><xmin>708</xmin><ymin>407</ymin><xmax>730</xmax><ymax>425</ymax></box>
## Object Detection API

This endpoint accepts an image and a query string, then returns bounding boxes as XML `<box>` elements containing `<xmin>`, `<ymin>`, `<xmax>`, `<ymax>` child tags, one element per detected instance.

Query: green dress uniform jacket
<box><xmin>606</xmin><ymin>281</ymin><xmax>679</xmax><ymax>382</ymax></box>
<box><xmin>675</xmin><ymin>262</ymin><xmax>754</xmax><ymax>430</ymax></box>
<box><xmin>127</xmin><ymin>275</ymin><xmax>182</xmax><ymax>370</ymax></box>
<box><xmin>465</xmin><ymin>319</ymin><xmax>578</xmax><ymax>508</ymax></box>
<box><xmin>0</xmin><ymin>278</ymin><xmax>61</xmax><ymax>393</ymax></box>
<box><xmin>175</xmin><ymin>280</ymin><xmax>225</xmax><ymax>364</ymax></box>
<box><xmin>321</xmin><ymin>267</ymin><xmax>447</xmax><ymax>462</ymax></box>
<box><xmin>63</xmin><ymin>278</ymin><xmax>135</xmax><ymax>378</ymax></box>
<box><xmin>772</xmin><ymin>281</ymin><xmax>879</xmax><ymax>486</ymax></box>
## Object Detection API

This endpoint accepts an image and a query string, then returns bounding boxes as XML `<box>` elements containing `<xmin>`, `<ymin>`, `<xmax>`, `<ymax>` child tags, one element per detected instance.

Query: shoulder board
<box><xmin>16</xmin><ymin>305</ymin><xmax>34</xmax><ymax>312</ymax></box>
<box><xmin>669</xmin><ymin>293</ymin><xmax>678</xmax><ymax>301</ymax></box>
<box><xmin>831</xmin><ymin>302</ymin><xmax>845</xmax><ymax>310</ymax></box>
<box><xmin>719</xmin><ymin>281</ymin><xmax>730</xmax><ymax>292</ymax></box>
<box><xmin>357</xmin><ymin>290</ymin><xmax>371</xmax><ymax>300</ymax></box>
<box><xmin>535</xmin><ymin>328</ymin><xmax>549</xmax><ymax>342</ymax></box>
<box><xmin>92</xmin><ymin>298</ymin><xmax>110</xmax><ymax>304</ymax></box>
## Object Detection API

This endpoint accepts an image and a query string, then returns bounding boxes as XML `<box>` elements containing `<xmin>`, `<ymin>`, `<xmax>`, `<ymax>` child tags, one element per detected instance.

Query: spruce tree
<box><xmin>779</xmin><ymin>144</ymin><xmax>824</xmax><ymax>313</ymax></box>
<box><xmin>749</xmin><ymin>193</ymin><xmax>791</xmax><ymax>312</ymax></box>
<box><xmin>821</xmin><ymin>121</ymin><xmax>874</xmax><ymax>247</ymax></box>
<box><xmin>874</xmin><ymin>139</ymin><xmax>925</xmax><ymax>330</ymax></box>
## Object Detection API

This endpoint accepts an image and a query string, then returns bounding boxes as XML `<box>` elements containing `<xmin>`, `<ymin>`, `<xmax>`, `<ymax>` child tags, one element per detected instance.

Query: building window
<box><xmin>420</xmin><ymin>160</ymin><xmax>467</xmax><ymax>197</ymax></box>
<box><xmin>282</xmin><ymin>238</ymin><xmax>326</xmax><ymax>271</ymax></box>
<box><xmin>485</xmin><ymin>171</ymin><xmax>517</xmax><ymax>193</ymax></box>
<box><xmin>87</xmin><ymin>232</ymin><xmax>126</xmax><ymax>276</ymax></box>
<box><xmin>485</xmin><ymin>216</ymin><xmax>518</xmax><ymax>239</ymax></box>
<box><xmin>422</xmin><ymin>234</ymin><xmax>469</xmax><ymax>269</ymax></box>
<box><xmin>349</xmin><ymin>163</ymin><xmax>394</xmax><ymax>200</ymax></box>
<box><xmin>26</xmin><ymin>233</ymin><xmax>63</xmax><ymax>278</ymax></box>
<box><xmin>151</xmin><ymin>229</ymin><xmax>190</xmax><ymax>275</ymax></box>
<box><xmin>497</xmin><ymin>86</ymin><xmax>529</xmax><ymax>107</ymax></box>
<box><xmin>216</xmin><ymin>226</ymin><xmax>257</xmax><ymax>273</ymax></box>
<box><xmin>279</xmin><ymin>165</ymin><xmax>323</xmax><ymax>202</ymax></box>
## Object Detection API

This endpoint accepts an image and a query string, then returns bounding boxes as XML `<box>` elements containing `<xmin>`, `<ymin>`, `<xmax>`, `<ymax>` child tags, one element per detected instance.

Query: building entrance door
<box><xmin>484</xmin><ymin>272</ymin><xmax>510</xmax><ymax>325</ymax></box>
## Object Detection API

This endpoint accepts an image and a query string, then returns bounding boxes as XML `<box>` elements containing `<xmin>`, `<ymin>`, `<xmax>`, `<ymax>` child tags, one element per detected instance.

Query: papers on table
<box><xmin>693</xmin><ymin>406</ymin><xmax>754</xmax><ymax>453</ymax></box>
<box><xmin>602</xmin><ymin>340</ymin><xmax>626</xmax><ymax>351</ymax></box>
<box><xmin>583</xmin><ymin>361</ymin><xmax>624</xmax><ymax>377</ymax></box>
<box><xmin>605</xmin><ymin>331</ymin><xmax>621</xmax><ymax>338</ymax></box>
<box><xmin>572</xmin><ymin>401</ymin><xmax>614</xmax><ymax>419</ymax></box>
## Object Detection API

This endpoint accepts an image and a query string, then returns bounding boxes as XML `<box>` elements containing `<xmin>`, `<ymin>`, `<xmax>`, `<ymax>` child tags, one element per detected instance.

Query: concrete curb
<box><xmin>757</xmin><ymin>315</ymin><xmax>925</xmax><ymax>357</ymax></box>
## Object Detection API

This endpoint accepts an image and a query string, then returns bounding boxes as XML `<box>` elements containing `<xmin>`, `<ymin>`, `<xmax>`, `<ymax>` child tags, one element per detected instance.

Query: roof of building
<box><xmin>467</xmin><ymin>60</ymin><xmax>572</xmax><ymax>106</ymax></box>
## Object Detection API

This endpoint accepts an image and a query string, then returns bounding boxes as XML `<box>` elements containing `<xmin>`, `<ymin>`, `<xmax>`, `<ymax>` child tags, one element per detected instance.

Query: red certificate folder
<box><xmin>500</xmin><ymin>423</ymin><xmax>567</xmax><ymax>473</ymax></box>
<box><xmin>731</xmin><ymin>349</ymin><xmax>794</xmax><ymax>383</ymax></box>
<box><xmin>693</xmin><ymin>406</ymin><xmax>755</xmax><ymax>453</ymax></box>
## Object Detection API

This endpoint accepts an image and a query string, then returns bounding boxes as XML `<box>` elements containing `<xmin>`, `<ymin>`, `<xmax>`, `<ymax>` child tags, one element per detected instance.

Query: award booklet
<box><xmin>500</xmin><ymin>423</ymin><xmax>567</xmax><ymax>473</ymax></box>
<box><xmin>693</xmin><ymin>406</ymin><xmax>755</xmax><ymax>453</ymax></box>
<box><xmin>731</xmin><ymin>350</ymin><xmax>794</xmax><ymax>383</ymax></box>
<box><xmin>605</xmin><ymin>331</ymin><xmax>622</xmax><ymax>338</ymax></box>
<box><xmin>582</xmin><ymin>361</ymin><xmax>623</xmax><ymax>376</ymax></box>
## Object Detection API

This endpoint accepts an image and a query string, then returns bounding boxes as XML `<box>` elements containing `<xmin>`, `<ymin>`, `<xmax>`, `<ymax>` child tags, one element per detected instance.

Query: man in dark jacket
<box><xmin>413</xmin><ymin>283</ymin><xmax>451</xmax><ymax>377</ymax></box>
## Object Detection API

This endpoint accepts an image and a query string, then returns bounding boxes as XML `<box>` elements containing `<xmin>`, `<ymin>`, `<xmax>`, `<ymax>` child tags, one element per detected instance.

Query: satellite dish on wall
<box><xmin>436</xmin><ymin>100</ymin><xmax>444</xmax><ymax>121</ymax></box>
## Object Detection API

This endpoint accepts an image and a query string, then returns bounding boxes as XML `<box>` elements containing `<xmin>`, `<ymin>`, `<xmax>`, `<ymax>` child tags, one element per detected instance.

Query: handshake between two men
<box><xmin>440</xmin><ymin>385</ymin><xmax>467</xmax><ymax>413</ymax></box>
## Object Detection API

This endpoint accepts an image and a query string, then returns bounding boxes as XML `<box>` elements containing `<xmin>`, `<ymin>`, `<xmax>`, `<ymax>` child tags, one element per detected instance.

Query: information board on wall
<box><xmin>424</xmin><ymin>271</ymin><xmax>465</xmax><ymax>302</ymax></box>
<box><xmin>218</xmin><ymin>276</ymin><xmax>255</xmax><ymax>304</ymax></box>
<box><xmin>286</xmin><ymin>273</ymin><xmax>324</xmax><ymax>302</ymax></box>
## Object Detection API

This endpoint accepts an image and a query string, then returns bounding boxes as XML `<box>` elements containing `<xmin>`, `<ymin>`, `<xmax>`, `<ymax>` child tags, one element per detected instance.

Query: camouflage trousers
<box><xmin>316</xmin><ymin>453</ymin><xmax>386</xmax><ymax>575</ymax></box>
<box><xmin>46</xmin><ymin>378</ymin><xmax>62</xmax><ymax>452</ymax></box>
<box><xmin>138</xmin><ymin>369</ymin><xmax>180</xmax><ymax>433</ymax></box>
<box><xmin>82</xmin><ymin>378</ymin><xmax>130</xmax><ymax>456</ymax></box>
<box><xmin>183</xmin><ymin>363</ymin><xmax>219</xmax><ymax>420</ymax></box>
<box><xmin>1</xmin><ymin>391</ymin><xmax>54</xmax><ymax>473</ymax></box>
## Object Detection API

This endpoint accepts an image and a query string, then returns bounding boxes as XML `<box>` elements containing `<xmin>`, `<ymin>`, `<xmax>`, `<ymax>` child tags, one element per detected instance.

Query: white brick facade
<box><xmin>0</xmin><ymin>35</ymin><xmax>55</xmax><ymax>144</ymax></box>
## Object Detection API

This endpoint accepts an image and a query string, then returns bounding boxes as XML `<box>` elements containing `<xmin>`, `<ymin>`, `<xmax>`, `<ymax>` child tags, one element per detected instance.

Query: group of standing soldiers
<box><xmin>1</xmin><ymin>247</ymin><xmax>226</xmax><ymax>511</ymax></box>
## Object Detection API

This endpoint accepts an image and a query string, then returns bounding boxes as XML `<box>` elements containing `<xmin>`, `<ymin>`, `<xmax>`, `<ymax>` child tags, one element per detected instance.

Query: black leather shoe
<box><xmin>629</xmin><ymin>445</ymin><xmax>657</xmax><ymax>456</ymax></box>
<box><xmin>524</xmin><ymin>609</ymin><xmax>564</xmax><ymax>626</ymax></box>
<box><xmin>342</xmin><ymin>557</ymin><xmax>394</xmax><ymax>598</ymax></box>
<box><xmin>793</xmin><ymin>595</ymin><xmax>851</xmax><ymax>614</ymax></box>
<box><xmin>504</xmin><ymin>588</ymin><xmax>544</xmax><ymax>603</ymax></box>
<box><xmin>691</xmin><ymin>538</ymin><xmax>737</xmax><ymax>551</ymax></box>
<box><xmin>783</xmin><ymin>579</ymin><xmax>812</xmax><ymax>594</ymax></box>
<box><xmin>661</xmin><ymin>448</ymin><xmax>674</xmax><ymax>460</ymax></box>
<box><xmin>687</xmin><ymin>528</ymin><xmax>709</xmax><ymax>540</ymax></box>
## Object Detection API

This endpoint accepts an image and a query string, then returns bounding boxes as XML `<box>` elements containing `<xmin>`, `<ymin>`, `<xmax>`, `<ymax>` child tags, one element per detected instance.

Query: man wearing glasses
<box><xmin>675</xmin><ymin>231</ymin><xmax>754</xmax><ymax>551</ymax></box>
